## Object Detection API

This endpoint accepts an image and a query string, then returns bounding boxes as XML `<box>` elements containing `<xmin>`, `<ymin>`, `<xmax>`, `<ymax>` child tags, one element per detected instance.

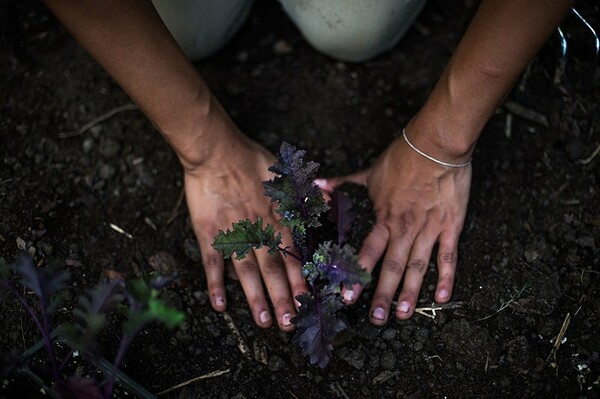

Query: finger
<box><xmin>395</xmin><ymin>232</ymin><xmax>436</xmax><ymax>320</ymax></box>
<box><xmin>314</xmin><ymin>170</ymin><xmax>368</xmax><ymax>194</ymax></box>
<box><xmin>254</xmin><ymin>247</ymin><xmax>296</xmax><ymax>331</ymax></box>
<box><xmin>231</xmin><ymin>252</ymin><xmax>272</xmax><ymax>329</ymax></box>
<box><xmin>369</xmin><ymin>234</ymin><xmax>412</xmax><ymax>325</ymax></box>
<box><xmin>198</xmin><ymin>232</ymin><xmax>227</xmax><ymax>312</ymax></box>
<box><xmin>434</xmin><ymin>230</ymin><xmax>459</xmax><ymax>303</ymax></box>
<box><xmin>345</xmin><ymin>222</ymin><xmax>389</xmax><ymax>307</ymax></box>
<box><xmin>276</xmin><ymin>221</ymin><xmax>308</xmax><ymax>308</ymax></box>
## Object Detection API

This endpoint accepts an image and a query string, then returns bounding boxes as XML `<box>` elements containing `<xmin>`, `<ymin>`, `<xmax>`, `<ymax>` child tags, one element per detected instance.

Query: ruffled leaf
<box><xmin>292</xmin><ymin>289</ymin><xmax>346</xmax><ymax>368</ymax></box>
<box><xmin>262</xmin><ymin>142</ymin><xmax>329</xmax><ymax>250</ymax></box>
<box><xmin>212</xmin><ymin>217</ymin><xmax>282</xmax><ymax>260</ymax></box>
<box><xmin>313</xmin><ymin>242</ymin><xmax>370</xmax><ymax>288</ymax></box>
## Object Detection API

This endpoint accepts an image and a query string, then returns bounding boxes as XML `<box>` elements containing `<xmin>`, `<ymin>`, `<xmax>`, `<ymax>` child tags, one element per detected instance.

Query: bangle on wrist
<box><xmin>402</xmin><ymin>128</ymin><xmax>472</xmax><ymax>168</ymax></box>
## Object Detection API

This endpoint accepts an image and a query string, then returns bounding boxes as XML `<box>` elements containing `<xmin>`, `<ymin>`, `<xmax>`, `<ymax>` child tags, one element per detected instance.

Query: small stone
<box><xmin>273</xmin><ymin>39</ymin><xmax>292</xmax><ymax>55</ymax></box>
<box><xmin>193</xmin><ymin>290</ymin><xmax>208</xmax><ymax>306</ymax></box>
<box><xmin>99</xmin><ymin>163</ymin><xmax>116</xmax><ymax>180</ymax></box>
<box><xmin>413</xmin><ymin>342</ymin><xmax>424</xmax><ymax>351</ymax></box>
<box><xmin>341</xmin><ymin>348</ymin><xmax>366</xmax><ymax>370</ymax></box>
<box><xmin>380</xmin><ymin>352</ymin><xmax>397</xmax><ymax>370</ymax></box>
<box><xmin>16</xmin><ymin>237</ymin><xmax>27</xmax><ymax>250</ymax></box>
<box><xmin>381</xmin><ymin>328</ymin><xmax>398</xmax><ymax>341</ymax></box>
<box><xmin>524</xmin><ymin>249</ymin><xmax>540</xmax><ymax>263</ymax></box>
<box><xmin>267</xmin><ymin>354</ymin><xmax>285</xmax><ymax>372</ymax></box>
<box><xmin>148</xmin><ymin>251</ymin><xmax>178</xmax><ymax>274</ymax></box>
<box><xmin>575</xmin><ymin>236</ymin><xmax>595</xmax><ymax>249</ymax></box>
<box><xmin>183</xmin><ymin>238</ymin><xmax>202</xmax><ymax>262</ymax></box>
<box><xmin>99</xmin><ymin>138</ymin><xmax>120</xmax><ymax>158</ymax></box>
<box><xmin>82</xmin><ymin>138</ymin><xmax>94</xmax><ymax>153</ymax></box>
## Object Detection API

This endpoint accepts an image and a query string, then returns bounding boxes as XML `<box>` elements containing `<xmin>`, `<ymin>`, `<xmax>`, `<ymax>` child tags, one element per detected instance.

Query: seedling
<box><xmin>213</xmin><ymin>142</ymin><xmax>370</xmax><ymax>367</ymax></box>
<box><xmin>0</xmin><ymin>255</ymin><xmax>184</xmax><ymax>398</ymax></box>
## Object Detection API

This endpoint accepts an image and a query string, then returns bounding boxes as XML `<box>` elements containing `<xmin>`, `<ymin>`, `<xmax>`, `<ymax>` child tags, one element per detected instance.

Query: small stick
<box><xmin>478</xmin><ymin>283</ymin><xmax>530</xmax><ymax>321</ymax></box>
<box><xmin>503</xmin><ymin>101</ymin><xmax>549</xmax><ymax>127</ymax></box>
<box><xmin>108</xmin><ymin>223</ymin><xmax>133</xmax><ymax>239</ymax></box>
<box><xmin>165</xmin><ymin>187</ymin><xmax>185</xmax><ymax>225</ymax></box>
<box><xmin>155</xmin><ymin>368</ymin><xmax>230</xmax><ymax>396</ymax></box>
<box><xmin>546</xmin><ymin>312</ymin><xmax>571</xmax><ymax>366</ymax></box>
<box><xmin>577</xmin><ymin>143</ymin><xmax>600</xmax><ymax>165</ymax></box>
<box><xmin>221</xmin><ymin>311</ymin><xmax>252</xmax><ymax>360</ymax></box>
<box><xmin>411</xmin><ymin>301</ymin><xmax>465</xmax><ymax>320</ymax></box>
<box><xmin>58</xmin><ymin>103</ymin><xmax>138</xmax><ymax>138</ymax></box>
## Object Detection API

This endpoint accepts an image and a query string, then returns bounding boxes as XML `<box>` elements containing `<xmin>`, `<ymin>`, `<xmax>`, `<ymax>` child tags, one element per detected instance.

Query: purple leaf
<box><xmin>262</xmin><ymin>142</ymin><xmax>329</xmax><ymax>234</ymax></box>
<box><xmin>314</xmin><ymin>242</ymin><xmax>370</xmax><ymax>288</ymax></box>
<box><xmin>292</xmin><ymin>290</ymin><xmax>347</xmax><ymax>368</ymax></box>
<box><xmin>53</xmin><ymin>376</ymin><xmax>103</xmax><ymax>399</ymax></box>
<box><xmin>15</xmin><ymin>255</ymin><xmax>70</xmax><ymax>302</ymax></box>
<box><xmin>77</xmin><ymin>278</ymin><xmax>124</xmax><ymax>317</ymax></box>
<box><xmin>328</xmin><ymin>190</ymin><xmax>354</xmax><ymax>246</ymax></box>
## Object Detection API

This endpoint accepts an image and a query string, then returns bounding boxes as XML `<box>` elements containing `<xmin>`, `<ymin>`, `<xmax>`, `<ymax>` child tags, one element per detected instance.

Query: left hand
<box><xmin>316</xmin><ymin>134</ymin><xmax>472</xmax><ymax>325</ymax></box>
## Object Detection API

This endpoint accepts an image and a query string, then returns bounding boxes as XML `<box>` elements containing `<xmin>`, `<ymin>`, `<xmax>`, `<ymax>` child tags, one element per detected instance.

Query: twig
<box><xmin>412</xmin><ymin>301</ymin><xmax>465</xmax><ymax>320</ymax></box>
<box><xmin>221</xmin><ymin>311</ymin><xmax>252</xmax><ymax>360</ymax></box>
<box><xmin>503</xmin><ymin>101</ymin><xmax>549</xmax><ymax>127</ymax></box>
<box><xmin>289</xmin><ymin>391</ymin><xmax>300</xmax><ymax>399</ymax></box>
<box><xmin>333</xmin><ymin>381</ymin><xmax>350</xmax><ymax>399</ymax></box>
<box><xmin>478</xmin><ymin>283</ymin><xmax>531</xmax><ymax>321</ymax></box>
<box><xmin>155</xmin><ymin>369</ymin><xmax>230</xmax><ymax>396</ymax></box>
<box><xmin>546</xmin><ymin>312</ymin><xmax>571</xmax><ymax>367</ymax></box>
<box><xmin>58</xmin><ymin>103</ymin><xmax>138</xmax><ymax>138</ymax></box>
<box><xmin>108</xmin><ymin>223</ymin><xmax>133</xmax><ymax>239</ymax></box>
<box><xmin>165</xmin><ymin>187</ymin><xmax>185</xmax><ymax>225</ymax></box>
<box><xmin>577</xmin><ymin>143</ymin><xmax>600</xmax><ymax>165</ymax></box>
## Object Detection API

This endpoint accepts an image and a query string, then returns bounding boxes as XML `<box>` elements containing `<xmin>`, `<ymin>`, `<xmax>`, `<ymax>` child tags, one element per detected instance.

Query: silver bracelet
<box><xmin>402</xmin><ymin>129</ymin><xmax>472</xmax><ymax>168</ymax></box>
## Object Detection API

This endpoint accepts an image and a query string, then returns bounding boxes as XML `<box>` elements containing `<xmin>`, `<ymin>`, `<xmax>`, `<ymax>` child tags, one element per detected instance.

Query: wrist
<box><xmin>159</xmin><ymin>91</ymin><xmax>241</xmax><ymax>171</ymax></box>
<box><xmin>405</xmin><ymin>105</ymin><xmax>479</xmax><ymax>165</ymax></box>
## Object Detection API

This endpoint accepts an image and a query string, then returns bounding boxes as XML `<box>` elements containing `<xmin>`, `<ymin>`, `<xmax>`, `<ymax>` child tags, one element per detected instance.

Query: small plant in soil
<box><xmin>213</xmin><ymin>142</ymin><xmax>370</xmax><ymax>367</ymax></box>
<box><xmin>0</xmin><ymin>255</ymin><xmax>184</xmax><ymax>398</ymax></box>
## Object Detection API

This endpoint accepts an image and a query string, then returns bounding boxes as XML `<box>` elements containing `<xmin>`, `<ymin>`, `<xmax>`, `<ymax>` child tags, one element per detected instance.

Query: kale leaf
<box><xmin>212</xmin><ymin>217</ymin><xmax>282</xmax><ymax>260</ymax></box>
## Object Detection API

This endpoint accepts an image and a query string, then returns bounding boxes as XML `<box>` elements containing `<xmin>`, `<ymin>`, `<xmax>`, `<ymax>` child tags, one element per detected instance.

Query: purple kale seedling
<box><xmin>213</xmin><ymin>142</ymin><xmax>370</xmax><ymax>367</ymax></box>
<box><xmin>0</xmin><ymin>255</ymin><xmax>184</xmax><ymax>398</ymax></box>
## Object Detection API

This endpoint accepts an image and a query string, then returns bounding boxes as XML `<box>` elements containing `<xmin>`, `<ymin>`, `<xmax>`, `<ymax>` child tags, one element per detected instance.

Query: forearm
<box><xmin>43</xmin><ymin>0</ymin><xmax>234</xmax><ymax>167</ymax></box>
<box><xmin>408</xmin><ymin>0</ymin><xmax>573</xmax><ymax>162</ymax></box>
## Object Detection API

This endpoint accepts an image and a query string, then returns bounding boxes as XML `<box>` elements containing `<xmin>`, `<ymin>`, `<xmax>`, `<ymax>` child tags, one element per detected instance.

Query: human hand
<box><xmin>183</xmin><ymin>132</ymin><xmax>307</xmax><ymax>331</ymax></box>
<box><xmin>316</xmin><ymin>132</ymin><xmax>472</xmax><ymax>325</ymax></box>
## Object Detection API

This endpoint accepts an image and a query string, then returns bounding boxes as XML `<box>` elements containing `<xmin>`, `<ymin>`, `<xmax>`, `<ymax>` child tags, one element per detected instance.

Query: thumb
<box><xmin>314</xmin><ymin>170</ymin><xmax>368</xmax><ymax>193</ymax></box>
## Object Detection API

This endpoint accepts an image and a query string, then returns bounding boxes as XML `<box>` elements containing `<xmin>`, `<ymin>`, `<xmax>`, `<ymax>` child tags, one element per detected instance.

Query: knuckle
<box><xmin>406</xmin><ymin>259</ymin><xmax>427</xmax><ymax>272</ymax></box>
<box><xmin>381</xmin><ymin>259</ymin><xmax>404</xmax><ymax>274</ymax></box>
<box><xmin>438</xmin><ymin>252</ymin><xmax>457</xmax><ymax>265</ymax></box>
<box><xmin>203</xmin><ymin>254</ymin><xmax>221</xmax><ymax>269</ymax></box>
<box><xmin>238</xmin><ymin>260</ymin><xmax>259</xmax><ymax>274</ymax></box>
<box><xmin>360</xmin><ymin>243</ymin><xmax>378</xmax><ymax>259</ymax></box>
<box><xmin>261</xmin><ymin>260</ymin><xmax>282</xmax><ymax>275</ymax></box>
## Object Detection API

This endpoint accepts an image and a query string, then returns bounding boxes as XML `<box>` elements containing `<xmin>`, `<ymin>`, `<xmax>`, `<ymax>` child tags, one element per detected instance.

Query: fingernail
<box><xmin>313</xmin><ymin>179</ymin><xmax>327</xmax><ymax>188</ymax></box>
<box><xmin>282</xmin><ymin>313</ymin><xmax>293</xmax><ymax>326</ymax></box>
<box><xmin>294</xmin><ymin>299</ymin><xmax>302</xmax><ymax>308</ymax></box>
<box><xmin>259</xmin><ymin>310</ymin><xmax>271</xmax><ymax>324</ymax></box>
<box><xmin>399</xmin><ymin>301</ymin><xmax>410</xmax><ymax>313</ymax></box>
<box><xmin>343</xmin><ymin>290</ymin><xmax>354</xmax><ymax>302</ymax></box>
<box><xmin>372</xmin><ymin>306</ymin><xmax>386</xmax><ymax>321</ymax></box>
<box><xmin>214</xmin><ymin>296</ymin><xmax>225</xmax><ymax>307</ymax></box>
<box><xmin>438</xmin><ymin>289</ymin><xmax>449</xmax><ymax>300</ymax></box>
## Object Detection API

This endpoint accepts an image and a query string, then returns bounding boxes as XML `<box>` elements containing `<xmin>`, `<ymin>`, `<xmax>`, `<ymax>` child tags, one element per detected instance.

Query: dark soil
<box><xmin>1</xmin><ymin>1</ymin><xmax>599</xmax><ymax>398</ymax></box>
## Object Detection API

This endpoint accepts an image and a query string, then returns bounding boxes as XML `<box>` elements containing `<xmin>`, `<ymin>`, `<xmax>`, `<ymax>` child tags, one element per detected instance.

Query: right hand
<box><xmin>182</xmin><ymin>129</ymin><xmax>307</xmax><ymax>331</ymax></box>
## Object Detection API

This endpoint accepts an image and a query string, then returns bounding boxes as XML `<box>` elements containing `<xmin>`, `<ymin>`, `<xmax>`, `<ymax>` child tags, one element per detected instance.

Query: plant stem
<box><xmin>103</xmin><ymin>331</ymin><xmax>134</xmax><ymax>399</ymax></box>
<box><xmin>2</xmin><ymin>281</ymin><xmax>59</xmax><ymax>379</ymax></box>
<box><xmin>40</xmin><ymin>294</ymin><xmax>60</xmax><ymax>381</ymax></box>
<box><xmin>278</xmin><ymin>247</ymin><xmax>302</xmax><ymax>262</ymax></box>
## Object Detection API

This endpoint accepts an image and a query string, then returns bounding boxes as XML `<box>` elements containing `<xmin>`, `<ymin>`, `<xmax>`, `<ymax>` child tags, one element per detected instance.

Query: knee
<box><xmin>151</xmin><ymin>0</ymin><xmax>253</xmax><ymax>60</ymax></box>
<box><xmin>281</xmin><ymin>0</ymin><xmax>427</xmax><ymax>62</ymax></box>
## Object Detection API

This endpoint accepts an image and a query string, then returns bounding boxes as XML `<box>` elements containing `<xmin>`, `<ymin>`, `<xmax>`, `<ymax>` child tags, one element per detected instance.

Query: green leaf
<box><xmin>212</xmin><ymin>217</ymin><xmax>282</xmax><ymax>260</ymax></box>
<box><xmin>122</xmin><ymin>277</ymin><xmax>185</xmax><ymax>334</ymax></box>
